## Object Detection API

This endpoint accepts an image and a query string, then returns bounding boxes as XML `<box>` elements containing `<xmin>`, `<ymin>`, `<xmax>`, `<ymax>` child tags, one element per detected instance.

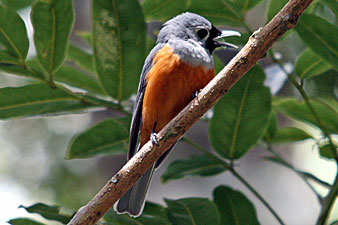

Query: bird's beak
<box><xmin>213</xmin><ymin>30</ymin><xmax>241</xmax><ymax>49</ymax></box>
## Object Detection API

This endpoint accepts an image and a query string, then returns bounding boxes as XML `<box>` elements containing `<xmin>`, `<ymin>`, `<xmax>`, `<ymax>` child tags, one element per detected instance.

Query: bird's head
<box><xmin>157</xmin><ymin>12</ymin><xmax>241</xmax><ymax>53</ymax></box>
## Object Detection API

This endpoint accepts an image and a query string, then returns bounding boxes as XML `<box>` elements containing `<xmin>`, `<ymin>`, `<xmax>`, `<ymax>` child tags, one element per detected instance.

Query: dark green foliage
<box><xmin>19</xmin><ymin>203</ymin><xmax>72</xmax><ymax>224</ymax></box>
<box><xmin>0</xmin><ymin>5</ymin><xmax>29</xmax><ymax>65</ymax></box>
<box><xmin>161</xmin><ymin>155</ymin><xmax>227</xmax><ymax>182</ymax></box>
<box><xmin>92</xmin><ymin>0</ymin><xmax>146</xmax><ymax>101</ymax></box>
<box><xmin>213</xmin><ymin>185</ymin><xmax>260</xmax><ymax>225</ymax></box>
<box><xmin>66</xmin><ymin>117</ymin><xmax>130</xmax><ymax>159</ymax></box>
<box><xmin>31</xmin><ymin>0</ymin><xmax>75</xmax><ymax>75</ymax></box>
<box><xmin>209</xmin><ymin>65</ymin><xmax>271</xmax><ymax>160</ymax></box>
<box><xmin>0</xmin><ymin>84</ymin><xmax>95</xmax><ymax>119</ymax></box>
<box><xmin>165</xmin><ymin>198</ymin><xmax>220</xmax><ymax>225</ymax></box>
<box><xmin>295</xmin><ymin>13</ymin><xmax>338</xmax><ymax>69</ymax></box>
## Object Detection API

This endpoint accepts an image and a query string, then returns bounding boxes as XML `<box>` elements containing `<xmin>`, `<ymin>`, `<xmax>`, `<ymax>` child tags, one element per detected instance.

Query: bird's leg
<box><xmin>191</xmin><ymin>90</ymin><xmax>200</xmax><ymax>100</ymax></box>
<box><xmin>151</xmin><ymin>122</ymin><xmax>159</xmax><ymax>146</ymax></box>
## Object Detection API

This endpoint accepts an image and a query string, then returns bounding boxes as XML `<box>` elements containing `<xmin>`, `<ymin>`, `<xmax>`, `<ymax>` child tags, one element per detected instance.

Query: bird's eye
<box><xmin>197</xmin><ymin>28</ymin><xmax>209</xmax><ymax>40</ymax></box>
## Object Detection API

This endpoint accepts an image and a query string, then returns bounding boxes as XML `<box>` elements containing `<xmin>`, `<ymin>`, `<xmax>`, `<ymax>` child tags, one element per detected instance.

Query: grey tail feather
<box><xmin>116</xmin><ymin>163</ymin><xmax>156</xmax><ymax>217</ymax></box>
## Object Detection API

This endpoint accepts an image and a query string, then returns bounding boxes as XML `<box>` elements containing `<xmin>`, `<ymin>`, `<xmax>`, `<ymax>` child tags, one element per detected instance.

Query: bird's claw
<box><xmin>151</xmin><ymin>132</ymin><xmax>159</xmax><ymax>146</ymax></box>
<box><xmin>151</xmin><ymin>122</ymin><xmax>159</xmax><ymax>146</ymax></box>
<box><xmin>191</xmin><ymin>90</ymin><xmax>200</xmax><ymax>100</ymax></box>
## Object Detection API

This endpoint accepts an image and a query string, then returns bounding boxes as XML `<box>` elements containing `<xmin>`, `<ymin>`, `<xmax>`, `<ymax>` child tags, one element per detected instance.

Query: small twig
<box><xmin>300</xmin><ymin>171</ymin><xmax>332</xmax><ymax>189</ymax></box>
<box><xmin>289</xmin><ymin>75</ymin><xmax>338</xmax><ymax>163</ymax></box>
<box><xmin>316</xmin><ymin>173</ymin><xmax>338</xmax><ymax>225</ymax></box>
<box><xmin>268</xmin><ymin>47</ymin><xmax>338</xmax><ymax>225</ymax></box>
<box><xmin>266</xmin><ymin>143</ymin><xmax>324</xmax><ymax>202</ymax></box>
<box><xmin>21</xmin><ymin>66</ymin><xmax>127</xmax><ymax>113</ymax></box>
<box><xmin>268</xmin><ymin>50</ymin><xmax>338</xmax><ymax>164</ymax></box>
<box><xmin>181</xmin><ymin>137</ymin><xmax>230</xmax><ymax>166</ymax></box>
<box><xmin>230</xmin><ymin>168</ymin><xmax>286</xmax><ymax>225</ymax></box>
<box><xmin>183</xmin><ymin>137</ymin><xmax>285</xmax><ymax>225</ymax></box>
<box><xmin>68</xmin><ymin>0</ymin><xmax>314</xmax><ymax>224</ymax></box>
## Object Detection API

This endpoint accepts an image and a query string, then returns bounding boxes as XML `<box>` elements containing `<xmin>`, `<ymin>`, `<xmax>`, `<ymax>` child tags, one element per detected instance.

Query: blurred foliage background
<box><xmin>0</xmin><ymin>0</ymin><xmax>337</xmax><ymax>224</ymax></box>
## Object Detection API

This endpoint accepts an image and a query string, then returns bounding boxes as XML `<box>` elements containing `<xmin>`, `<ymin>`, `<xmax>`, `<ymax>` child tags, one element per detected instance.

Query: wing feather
<box><xmin>128</xmin><ymin>43</ymin><xmax>165</xmax><ymax>160</ymax></box>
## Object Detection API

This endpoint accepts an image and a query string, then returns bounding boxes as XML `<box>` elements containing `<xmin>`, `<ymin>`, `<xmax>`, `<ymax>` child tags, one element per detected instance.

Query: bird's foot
<box><xmin>151</xmin><ymin>132</ymin><xmax>159</xmax><ymax>146</ymax></box>
<box><xmin>191</xmin><ymin>90</ymin><xmax>200</xmax><ymax>100</ymax></box>
<box><xmin>151</xmin><ymin>122</ymin><xmax>159</xmax><ymax>146</ymax></box>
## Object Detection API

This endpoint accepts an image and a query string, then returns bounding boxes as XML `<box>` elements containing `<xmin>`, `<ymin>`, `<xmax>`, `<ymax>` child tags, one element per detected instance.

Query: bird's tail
<box><xmin>116</xmin><ymin>163</ymin><xmax>156</xmax><ymax>217</ymax></box>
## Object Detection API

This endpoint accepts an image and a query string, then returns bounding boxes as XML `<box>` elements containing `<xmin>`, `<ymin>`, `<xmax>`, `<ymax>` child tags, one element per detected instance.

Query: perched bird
<box><xmin>116</xmin><ymin>12</ymin><xmax>240</xmax><ymax>217</ymax></box>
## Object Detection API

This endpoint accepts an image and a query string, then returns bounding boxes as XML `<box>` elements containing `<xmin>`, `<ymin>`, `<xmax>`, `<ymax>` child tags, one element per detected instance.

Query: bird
<box><xmin>116</xmin><ymin>12</ymin><xmax>240</xmax><ymax>217</ymax></box>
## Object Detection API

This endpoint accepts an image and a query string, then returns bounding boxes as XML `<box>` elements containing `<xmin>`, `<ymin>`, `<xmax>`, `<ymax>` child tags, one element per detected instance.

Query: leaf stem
<box><xmin>23</xmin><ymin>66</ymin><xmax>130</xmax><ymax>114</ymax></box>
<box><xmin>181</xmin><ymin>137</ymin><xmax>230</xmax><ymax>168</ymax></box>
<box><xmin>268</xmin><ymin>49</ymin><xmax>338</xmax><ymax>164</ymax></box>
<box><xmin>54</xmin><ymin>83</ymin><xmax>124</xmax><ymax>111</ymax></box>
<box><xmin>182</xmin><ymin>137</ymin><xmax>285</xmax><ymax>225</ymax></box>
<box><xmin>316</xmin><ymin>173</ymin><xmax>338</xmax><ymax>225</ymax></box>
<box><xmin>268</xmin><ymin>49</ymin><xmax>338</xmax><ymax>223</ymax></box>
<box><xmin>266</xmin><ymin>143</ymin><xmax>325</xmax><ymax>202</ymax></box>
<box><xmin>230</xmin><ymin>167</ymin><xmax>286</xmax><ymax>225</ymax></box>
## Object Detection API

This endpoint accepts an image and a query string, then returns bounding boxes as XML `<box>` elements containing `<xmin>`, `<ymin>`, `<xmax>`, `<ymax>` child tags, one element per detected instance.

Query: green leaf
<box><xmin>263</xmin><ymin>111</ymin><xmax>278</xmax><ymax>142</ymax></box>
<box><xmin>2</xmin><ymin>0</ymin><xmax>34</xmax><ymax>10</ymax></box>
<box><xmin>267</xmin><ymin>0</ymin><xmax>288</xmax><ymax>21</ymax></box>
<box><xmin>8</xmin><ymin>218</ymin><xmax>44</xmax><ymax>225</ymax></box>
<box><xmin>161</xmin><ymin>155</ymin><xmax>226</xmax><ymax>183</ymax></box>
<box><xmin>321</xmin><ymin>0</ymin><xmax>338</xmax><ymax>19</ymax></box>
<box><xmin>66</xmin><ymin>117</ymin><xmax>130</xmax><ymax>159</ymax></box>
<box><xmin>319</xmin><ymin>143</ymin><xmax>337</xmax><ymax>160</ymax></box>
<box><xmin>188</xmin><ymin>0</ymin><xmax>244</xmax><ymax>26</ymax></box>
<box><xmin>0</xmin><ymin>63</ymin><xmax>44</xmax><ymax>79</ymax></box>
<box><xmin>209</xmin><ymin>65</ymin><xmax>271</xmax><ymax>160</ymax></box>
<box><xmin>295</xmin><ymin>49</ymin><xmax>332</xmax><ymax>79</ymax></box>
<box><xmin>103</xmin><ymin>203</ymin><xmax>170</xmax><ymax>225</ymax></box>
<box><xmin>165</xmin><ymin>198</ymin><xmax>220</xmax><ymax>225</ymax></box>
<box><xmin>55</xmin><ymin>69</ymin><xmax>99</xmax><ymax>94</ymax></box>
<box><xmin>295</xmin><ymin>13</ymin><xmax>338</xmax><ymax>69</ymax></box>
<box><xmin>92</xmin><ymin>0</ymin><xmax>146</xmax><ymax>101</ymax></box>
<box><xmin>213</xmin><ymin>185</ymin><xmax>260</xmax><ymax>225</ymax></box>
<box><xmin>304</xmin><ymin>69</ymin><xmax>338</xmax><ymax>99</ymax></box>
<box><xmin>142</xmin><ymin>0</ymin><xmax>189</xmax><ymax>21</ymax></box>
<box><xmin>19</xmin><ymin>203</ymin><xmax>71</xmax><ymax>224</ymax></box>
<box><xmin>232</xmin><ymin>0</ymin><xmax>264</xmax><ymax>13</ymax></box>
<box><xmin>269</xmin><ymin>127</ymin><xmax>313</xmax><ymax>144</ymax></box>
<box><xmin>264</xmin><ymin>156</ymin><xmax>292</xmax><ymax>169</ymax></box>
<box><xmin>27</xmin><ymin>59</ymin><xmax>104</xmax><ymax>95</ymax></box>
<box><xmin>0</xmin><ymin>50</ymin><xmax>20</xmax><ymax>64</ymax></box>
<box><xmin>31</xmin><ymin>0</ymin><xmax>75</xmax><ymax>75</ymax></box>
<box><xmin>54</xmin><ymin>65</ymin><xmax>104</xmax><ymax>95</ymax></box>
<box><xmin>67</xmin><ymin>44</ymin><xmax>95</xmax><ymax>73</ymax></box>
<box><xmin>0</xmin><ymin>84</ymin><xmax>94</xmax><ymax>119</ymax></box>
<box><xmin>142</xmin><ymin>202</ymin><xmax>169</xmax><ymax>222</ymax></box>
<box><xmin>273</xmin><ymin>98</ymin><xmax>338</xmax><ymax>134</ymax></box>
<box><xmin>0</xmin><ymin>5</ymin><xmax>29</xmax><ymax>65</ymax></box>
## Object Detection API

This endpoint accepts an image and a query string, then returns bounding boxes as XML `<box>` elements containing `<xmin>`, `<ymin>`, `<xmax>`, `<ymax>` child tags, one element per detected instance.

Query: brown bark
<box><xmin>68</xmin><ymin>0</ymin><xmax>313</xmax><ymax>224</ymax></box>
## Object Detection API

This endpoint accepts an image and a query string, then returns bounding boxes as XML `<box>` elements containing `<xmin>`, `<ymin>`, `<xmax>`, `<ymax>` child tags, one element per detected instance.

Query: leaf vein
<box><xmin>0</xmin><ymin>97</ymin><xmax>77</xmax><ymax>111</ymax></box>
<box><xmin>49</xmin><ymin>6</ymin><xmax>56</xmax><ymax>75</ymax></box>
<box><xmin>229</xmin><ymin>73</ymin><xmax>252</xmax><ymax>158</ymax></box>
<box><xmin>0</xmin><ymin>27</ymin><xmax>25</xmax><ymax>65</ymax></box>
<box><xmin>111</xmin><ymin>0</ymin><xmax>123</xmax><ymax>101</ymax></box>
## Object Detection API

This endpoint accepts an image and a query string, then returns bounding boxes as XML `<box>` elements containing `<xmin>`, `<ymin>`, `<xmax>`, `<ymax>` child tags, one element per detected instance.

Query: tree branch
<box><xmin>68</xmin><ymin>0</ymin><xmax>313</xmax><ymax>224</ymax></box>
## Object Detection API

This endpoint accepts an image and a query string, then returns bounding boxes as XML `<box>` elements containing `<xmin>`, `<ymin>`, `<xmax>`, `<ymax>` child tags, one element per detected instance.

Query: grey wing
<box><xmin>128</xmin><ymin>43</ymin><xmax>165</xmax><ymax>160</ymax></box>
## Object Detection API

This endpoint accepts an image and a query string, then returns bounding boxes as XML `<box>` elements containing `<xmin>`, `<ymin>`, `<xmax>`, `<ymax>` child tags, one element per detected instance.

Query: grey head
<box><xmin>157</xmin><ymin>12</ymin><xmax>240</xmax><ymax>54</ymax></box>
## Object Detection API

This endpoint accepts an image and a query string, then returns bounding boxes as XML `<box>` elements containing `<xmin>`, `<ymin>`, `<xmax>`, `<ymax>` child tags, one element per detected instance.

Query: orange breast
<box><xmin>140</xmin><ymin>44</ymin><xmax>215</xmax><ymax>147</ymax></box>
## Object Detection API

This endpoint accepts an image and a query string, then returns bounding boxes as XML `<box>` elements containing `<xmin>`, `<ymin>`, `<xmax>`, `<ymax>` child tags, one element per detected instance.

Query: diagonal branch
<box><xmin>68</xmin><ymin>0</ymin><xmax>314</xmax><ymax>224</ymax></box>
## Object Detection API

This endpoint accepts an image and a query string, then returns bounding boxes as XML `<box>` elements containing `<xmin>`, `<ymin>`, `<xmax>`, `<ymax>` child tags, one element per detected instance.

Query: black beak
<box><xmin>206</xmin><ymin>26</ymin><xmax>241</xmax><ymax>53</ymax></box>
